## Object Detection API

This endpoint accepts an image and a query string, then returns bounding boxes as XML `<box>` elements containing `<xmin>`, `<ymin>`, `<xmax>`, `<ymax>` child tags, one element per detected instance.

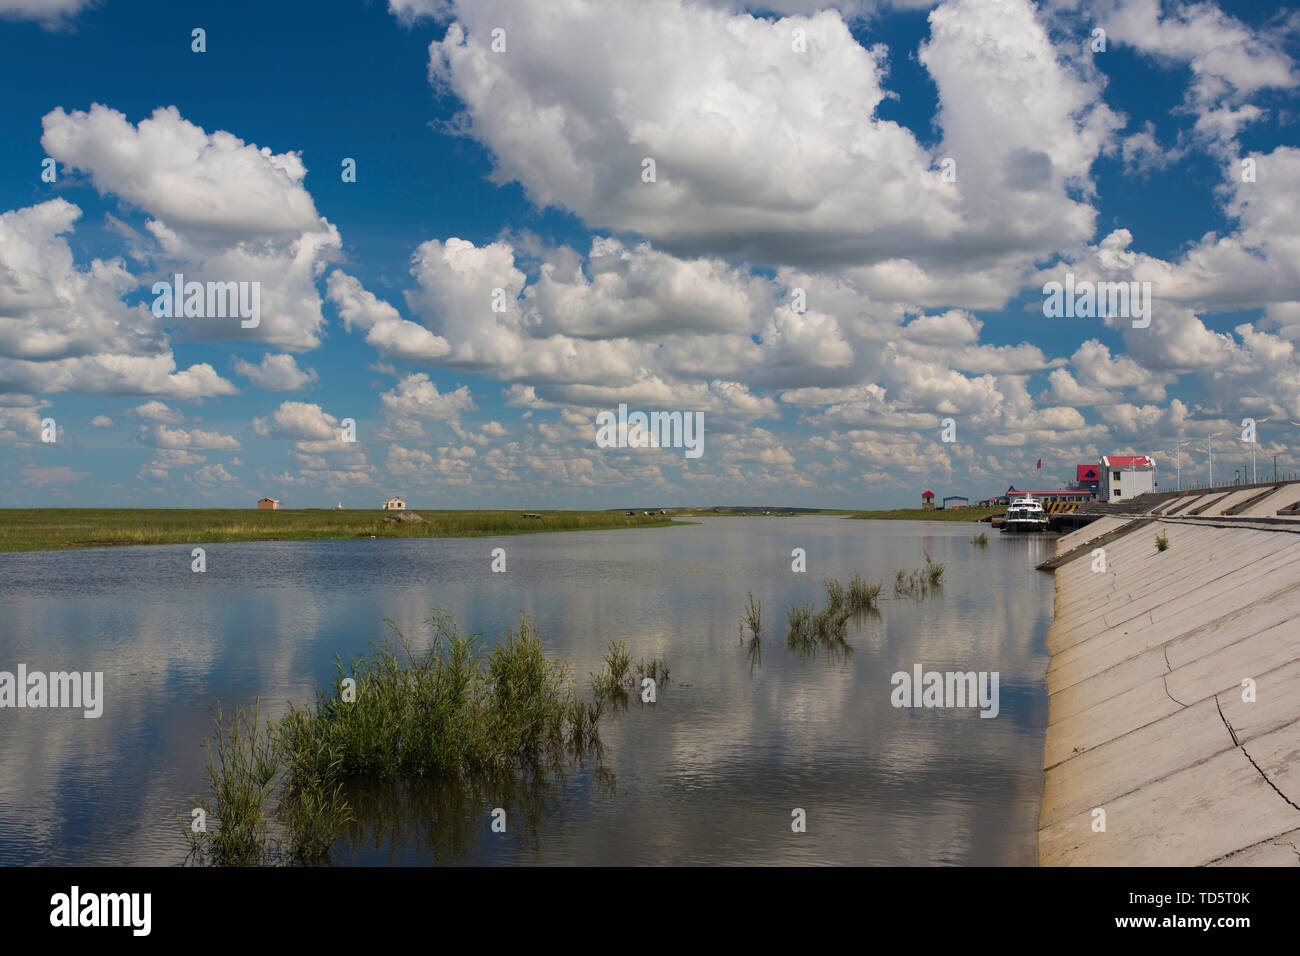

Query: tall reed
<box><xmin>186</xmin><ymin>609</ymin><xmax>658</xmax><ymax>866</ymax></box>
<box><xmin>741</xmin><ymin>591</ymin><xmax>762</xmax><ymax>641</ymax></box>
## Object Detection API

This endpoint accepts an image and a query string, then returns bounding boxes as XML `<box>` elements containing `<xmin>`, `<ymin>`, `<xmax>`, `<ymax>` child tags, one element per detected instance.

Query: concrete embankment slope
<box><xmin>1037</xmin><ymin>517</ymin><xmax>1300</xmax><ymax>865</ymax></box>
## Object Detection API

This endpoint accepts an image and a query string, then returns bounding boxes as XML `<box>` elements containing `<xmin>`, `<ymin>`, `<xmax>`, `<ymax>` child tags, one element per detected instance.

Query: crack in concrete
<box><xmin>1162</xmin><ymin>645</ymin><xmax>1189</xmax><ymax>707</ymax></box>
<box><xmin>1214</xmin><ymin>694</ymin><xmax>1241</xmax><ymax>746</ymax></box>
<box><xmin>1215</xmin><ymin>694</ymin><xmax>1300</xmax><ymax>814</ymax></box>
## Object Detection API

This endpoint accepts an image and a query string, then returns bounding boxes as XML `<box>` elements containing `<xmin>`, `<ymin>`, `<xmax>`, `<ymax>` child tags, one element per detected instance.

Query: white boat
<box><xmin>1002</xmin><ymin>495</ymin><xmax>1049</xmax><ymax>533</ymax></box>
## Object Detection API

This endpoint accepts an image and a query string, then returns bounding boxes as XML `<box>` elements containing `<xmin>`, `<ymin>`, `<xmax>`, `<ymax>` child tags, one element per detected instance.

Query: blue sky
<box><xmin>2</xmin><ymin>0</ymin><xmax>1299</xmax><ymax>508</ymax></box>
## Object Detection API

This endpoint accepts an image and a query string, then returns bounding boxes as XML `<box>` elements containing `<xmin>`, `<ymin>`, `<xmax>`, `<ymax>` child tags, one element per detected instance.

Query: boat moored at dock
<box><xmin>1002</xmin><ymin>495</ymin><xmax>1050</xmax><ymax>533</ymax></box>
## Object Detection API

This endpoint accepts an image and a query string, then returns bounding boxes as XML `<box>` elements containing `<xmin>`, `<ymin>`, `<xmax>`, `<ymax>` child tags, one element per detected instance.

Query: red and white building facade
<box><xmin>1100</xmin><ymin>455</ymin><xmax>1155</xmax><ymax>502</ymax></box>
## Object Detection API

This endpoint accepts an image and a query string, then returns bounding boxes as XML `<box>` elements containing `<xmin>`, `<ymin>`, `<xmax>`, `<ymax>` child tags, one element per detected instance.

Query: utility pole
<box><xmin>1248</xmin><ymin>417</ymin><xmax>1271</xmax><ymax>485</ymax></box>
<box><xmin>1205</xmin><ymin>432</ymin><xmax>1222</xmax><ymax>490</ymax></box>
<box><xmin>1167</xmin><ymin>441</ymin><xmax>1189</xmax><ymax>492</ymax></box>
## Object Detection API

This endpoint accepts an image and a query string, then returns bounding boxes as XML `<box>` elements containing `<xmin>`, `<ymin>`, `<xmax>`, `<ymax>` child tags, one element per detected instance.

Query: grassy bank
<box><xmin>0</xmin><ymin>508</ymin><xmax>685</xmax><ymax>553</ymax></box>
<box><xmin>846</xmin><ymin>505</ymin><xmax>1002</xmax><ymax>522</ymax></box>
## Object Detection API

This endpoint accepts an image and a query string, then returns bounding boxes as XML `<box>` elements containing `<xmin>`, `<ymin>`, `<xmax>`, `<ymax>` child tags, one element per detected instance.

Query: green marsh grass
<box><xmin>185</xmin><ymin>700</ymin><xmax>281</xmax><ymax>867</ymax></box>
<box><xmin>741</xmin><ymin>591</ymin><xmax>762</xmax><ymax>642</ymax></box>
<box><xmin>786</xmin><ymin>603</ymin><xmax>814</xmax><ymax>648</ymax></box>
<box><xmin>780</xmin><ymin>571</ymin><xmax>885</xmax><ymax>661</ymax></box>
<box><xmin>186</xmin><ymin>610</ymin><xmax>662</xmax><ymax>865</ymax></box>
<box><xmin>824</xmin><ymin>578</ymin><xmax>845</xmax><ymax>613</ymax></box>
<box><xmin>0</xmin><ymin>507</ymin><xmax>682</xmax><ymax>553</ymax></box>
<box><xmin>925</xmin><ymin>551</ymin><xmax>945</xmax><ymax>585</ymax></box>
<box><xmin>894</xmin><ymin>553</ymin><xmax>945</xmax><ymax>599</ymax></box>
<box><xmin>846</xmin><ymin>572</ymin><xmax>881</xmax><ymax>611</ymax></box>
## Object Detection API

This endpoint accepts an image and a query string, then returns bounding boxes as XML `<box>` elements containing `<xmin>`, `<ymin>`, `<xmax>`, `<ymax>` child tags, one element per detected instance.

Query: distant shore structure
<box><xmin>257</xmin><ymin>497</ymin><xmax>281</xmax><ymax>510</ymax></box>
<box><xmin>381</xmin><ymin>496</ymin><xmax>406</xmax><ymax>511</ymax></box>
<box><xmin>1100</xmin><ymin>455</ymin><xmax>1155</xmax><ymax>502</ymax></box>
<box><xmin>1075</xmin><ymin>464</ymin><xmax>1101</xmax><ymax>497</ymax></box>
<box><xmin>920</xmin><ymin>453</ymin><xmax>1151</xmax><ymax>514</ymax></box>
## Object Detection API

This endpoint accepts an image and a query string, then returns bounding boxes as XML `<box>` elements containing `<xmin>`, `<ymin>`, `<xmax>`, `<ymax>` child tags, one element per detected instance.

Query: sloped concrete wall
<box><xmin>1038</xmin><ymin>518</ymin><xmax>1300</xmax><ymax>865</ymax></box>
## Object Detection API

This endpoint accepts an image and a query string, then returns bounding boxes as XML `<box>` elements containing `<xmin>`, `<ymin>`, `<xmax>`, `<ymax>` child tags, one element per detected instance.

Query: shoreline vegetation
<box><xmin>185</xmin><ymin>610</ymin><xmax>667</xmax><ymax>866</ymax></box>
<box><xmin>0</xmin><ymin>503</ymin><xmax>1003</xmax><ymax>553</ymax></box>
<box><xmin>0</xmin><ymin>508</ymin><xmax>684</xmax><ymax>553</ymax></box>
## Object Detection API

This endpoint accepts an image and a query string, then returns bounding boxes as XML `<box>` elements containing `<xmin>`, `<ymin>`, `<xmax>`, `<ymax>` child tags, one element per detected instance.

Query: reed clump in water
<box><xmin>740</xmin><ymin>591</ymin><xmax>762</xmax><ymax>644</ymax></box>
<box><xmin>824</xmin><ymin>578</ymin><xmax>845</xmax><ymax>613</ymax></box>
<box><xmin>589</xmin><ymin>640</ymin><xmax>670</xmax><ymax>712</ymax></box>
<box><xmin>786</xmin><ymin>601</ymin><xmax>853</xmax><ymax>661</ymax></box>
<box><xmin>185</xmin><ymin>700</ymin><xmax>283</xmax><ymax>866</ymax></box>
<box><xmin>186</xmin><ymin>609</ymin><xmax>659</xmax><ymax>866</ymax></box>
<box><xmin>926</xmin><ymin>552</ymin><xmax>945</xmax><ymax>585</ymax></box>
<box><xmin>786</xmin><ymin>602</ymin><xmax>814</xmax><ymax>647</ymax></box>
<box><xmin>813</xmin><ymin>605</ymin><xmax>848</xmax><ymax>643</ymax></box>
<box><xmin>971</xmin><ymin>532</ymin><xmax>988</xmax><ymax>547</ymax></box>
<box><xmin>845</xmin><ymin>572</ymin><xmax>882</xmax><ymax>611</ymax></box>
<box><xmin>893</xmin><ymin>553</ymin><xmax>946</xmax><ymax>599</ymax></box>
<box><xmin>782</xmin><ymin>573</ymin><xmax>883</xmax><ymax>659</ymax></box>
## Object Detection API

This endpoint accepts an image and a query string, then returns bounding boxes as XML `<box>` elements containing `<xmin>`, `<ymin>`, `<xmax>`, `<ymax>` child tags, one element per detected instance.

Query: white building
<box><xmin>381</xmin><ymin>496</ymin><xmax>406</xmax><ymax>511</ymax></box>
<box><xmin>1100</xmin><ymin>455</ymin><xmax>1155</xmax><ymax>502</ymax></box>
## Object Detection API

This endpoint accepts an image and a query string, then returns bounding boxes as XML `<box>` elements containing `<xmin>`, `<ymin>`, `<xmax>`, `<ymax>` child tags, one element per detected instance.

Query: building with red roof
<box><xmin>921</xmin><ymin>490</ymin><xmax>935</xmax><ymax>510</ymax></box>
<box><xmin>1074</xmin><ymin>463</ymin><xmax>1101</xmax><ymax>493</ymax></box>
<box><xmin>1100</xmin><ymin>455</ymin><xmax>1155</xmax><ymax>502</ymax></box>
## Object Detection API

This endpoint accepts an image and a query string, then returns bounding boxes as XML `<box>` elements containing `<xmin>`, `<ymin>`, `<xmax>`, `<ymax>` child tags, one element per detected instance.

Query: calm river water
<box><xmin>0</xmin><ymin>516</ymin><xmax>1055</xmax><ymax>865</ymax></box>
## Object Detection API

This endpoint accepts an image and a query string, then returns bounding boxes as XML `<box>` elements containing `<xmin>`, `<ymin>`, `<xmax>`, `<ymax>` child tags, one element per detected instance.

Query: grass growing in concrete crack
<box><xmin>185</xmin><ymin>609</ymin><xmax>662</xmax><ymax>866</ymax></box>
<box><xmin>1156</xmin><ymin>531</ymin><xmax>1170</xmax><ymax>551</ymax></box>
